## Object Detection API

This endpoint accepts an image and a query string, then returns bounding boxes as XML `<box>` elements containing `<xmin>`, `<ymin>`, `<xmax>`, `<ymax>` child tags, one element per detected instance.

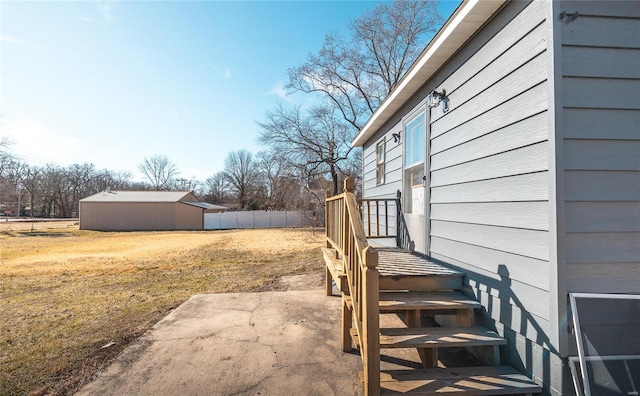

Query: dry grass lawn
<box><xmin>0</xmin><ymin>221</ymin><xmax>325</xmax><ymax>395</ymax></box>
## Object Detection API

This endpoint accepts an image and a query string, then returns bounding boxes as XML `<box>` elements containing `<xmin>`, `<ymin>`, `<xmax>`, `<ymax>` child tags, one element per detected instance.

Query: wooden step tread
<box><xmin>360</xmin><ymin>366</ymin><xmax>542</xmax><ymax>395</ymax></box>
<box><xmin>376</xmin><ymin>250</ymin><xmax>463</xmax><ymax>291</ymax></box>
<box><xmin>379</xmin><ymin>291</ymin><xmax>480</xmax><ymax>312</ymax></box>
<box><xmin>378</xmin><ymin>326</ymin><xmax>506</xmax><ymax>349</ymax></box>
<box><xmin>377</xmin><ymin>250</ymin><xmax>463</xmax><ymax>277</ymax></box>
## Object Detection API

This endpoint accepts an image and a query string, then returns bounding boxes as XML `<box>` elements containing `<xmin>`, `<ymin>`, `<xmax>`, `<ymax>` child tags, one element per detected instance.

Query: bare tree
<box><xmin>175</xmin><ymin>177</ymin><xmax>198</xmax><ymax>192</ymax></box>
<box><xmin>0</xmin><ymin>136</ymin><xmax>15</xmax><ymax>178</ymax></box>
<box><xmin>97</xmin><ymin>170</ymin><xmax>133</xmax><ymax>191</ymax></box>
<box><xmin>287</xmin><ymin>0</ymin><xmax>441</xmax><ymax>131</ymax></box>
<box><xmin>138</xmin><ymin>154</ymin><xmax>180</xmax><ymax>190</ymax></box>
<box><xmin>258</xmin><ymin>103</ymin><xmax>354</xmax><ymax>195</ymax></box>
<box><xmin>256</xmin><ymin>150</ymin><xmax>301</xmax><ymax>210</ymax></box>
<box><xmin>223</xmin><ymin>150</ymin><xmax>257</xmax><ymax>210</ymax></box>
<box><xmin>204</xmin><ymin>171</ymin><xmax>229</xmax><ymax>204</ymax></box>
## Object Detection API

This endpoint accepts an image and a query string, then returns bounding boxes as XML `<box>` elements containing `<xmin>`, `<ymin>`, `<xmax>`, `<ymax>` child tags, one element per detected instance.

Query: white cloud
<box><xmin>267</xmin><ymin>82</ymin><xmax>288</xmax><ymax>100</ymax></box>
<box><xmin>96</xmin><ymin>1</ymin><xmax>120</xmax><ymax>21</ymax></box>
<box><xmin>0</xmin><ymin>35</ymin><xmax>25</xmax><ymax>45</ymax></box>
<box><xmin>0</xmin><ymin>34</ymin><xmax>46</xmax><ymax>51</ymax></box>
<box><xmin>222</xmin><ymin>68</ymin><xmax>232</xmax><ymax>79</ymax></box>
<box><xmin>2</xmin><ymin>115</ymin><xmax>83</xmax><ymax>165</ymax></box>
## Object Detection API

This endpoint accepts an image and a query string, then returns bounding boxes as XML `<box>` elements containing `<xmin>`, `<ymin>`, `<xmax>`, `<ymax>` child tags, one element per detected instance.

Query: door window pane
<box><xmin>404</xmin><ymin>110</ymin><xmax>425</xmax><ymax>214</ymax></box>
<box><xmin>376</xmin><ymin>140</ymin><xmax>385</xmax><ymax>185</ymax></box>
<box><xmin>405</xmin><ymin>112</ymin><xmax>425</xmax><ymax>167</ymax></box>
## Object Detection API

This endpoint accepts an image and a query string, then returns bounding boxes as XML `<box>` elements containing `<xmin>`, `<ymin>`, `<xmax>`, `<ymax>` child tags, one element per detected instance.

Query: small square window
<box><xmin>376</xmin><ymin>140</ymin><xmax>385</xmax><ymax>185</ymax></box>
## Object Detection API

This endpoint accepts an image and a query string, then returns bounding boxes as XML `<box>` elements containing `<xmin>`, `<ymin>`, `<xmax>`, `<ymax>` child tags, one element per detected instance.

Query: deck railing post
<box><xmin>396</xmin><ymin>190</ymin><xmax>402</xmax><ymax>248</ymax></box>
<box><xmin>325</xmin><ymin>190</ymin><xmax>332</xmax><ymax>248</ymax></box>
<box><xmin>363</xmin><ymin>246</ymin><xmax>380</xmax><ymax>396</ymax></box>
<box><xmin>326</xmin><ymin>176</ymin><xmax>381</xmax><ymax>396</ymax></box>
<box><xmin>384</xmin><ymin>200</ymin><xmax>388</xmax><ymax>236</ymax></box>
<box><xmin>367</xmin><ymin>200</ymin><xmax>372</xmax><ymax>236</ymax></box>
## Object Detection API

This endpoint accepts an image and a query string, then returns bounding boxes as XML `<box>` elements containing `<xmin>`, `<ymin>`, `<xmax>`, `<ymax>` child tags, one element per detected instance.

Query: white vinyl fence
<box><xmin>204</xmin><ymin>211</ymin><xmax>313</xmax><ymax>230</ymax></box>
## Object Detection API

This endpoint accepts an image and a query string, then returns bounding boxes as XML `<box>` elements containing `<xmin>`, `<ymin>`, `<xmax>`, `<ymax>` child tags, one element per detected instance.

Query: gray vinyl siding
<box><xmin>559</xmin><ymin>0</ymin><xmax>640</xmax><ymax>295</ymax></box>
<box><xmin>361</xmin><ymin>1</ymin><xmax>559</xmax><ymax>392</ymax></box>
<box><xmin>359</xmin><ymin>1</ymin><xmax>636</xmax><ymax>393</ymax></box>
<box><xmin>362</xmin><ymin>125</ymin><xmax>403</xmax><ymax>236</ymax></box>
<box><xmin>427</xmin><ymin>0</ymin><xmax>551</xmax><ymax>341</ymax></box>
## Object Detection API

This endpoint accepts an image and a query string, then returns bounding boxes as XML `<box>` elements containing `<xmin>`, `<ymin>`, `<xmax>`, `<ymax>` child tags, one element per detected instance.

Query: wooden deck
<box><xmin>324</xmin><ymin>179</ymin><xmax>541</xmax><ymax>396</ymax></box>
<box><xmin>375</xmin><ymin>248</ymin><xmax>464</xmax><ymax>291</ymax></box>
<box><xmin>375</xmin><ymin>248</ymin><xmax>463</xmax><ymax>277</ymax></box>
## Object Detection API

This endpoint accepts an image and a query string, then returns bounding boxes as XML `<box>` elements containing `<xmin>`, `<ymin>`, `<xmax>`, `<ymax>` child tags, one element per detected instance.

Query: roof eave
<box><xmin>352</xmin><ymin>0</ymin><xmax>507</xmax><ymax>147</ymax></box>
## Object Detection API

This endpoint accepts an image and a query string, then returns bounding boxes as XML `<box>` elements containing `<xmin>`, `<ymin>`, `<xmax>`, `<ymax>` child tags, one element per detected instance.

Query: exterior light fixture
<box><xmin>427</xmin><ymin>89</ymin><xmax>449</xmax><ymax>112</ymax></box>
<box><xmin>560</xmin><ymin>11</ymin><xmax>579</xmax><ymax>22</ymax></box>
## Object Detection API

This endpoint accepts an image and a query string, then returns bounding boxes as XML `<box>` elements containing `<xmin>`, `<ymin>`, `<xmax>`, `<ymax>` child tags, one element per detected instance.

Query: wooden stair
<box><xmin>323</xmin><ymin>247</ymin><xmax>541</xmax><ymax>396</ymax></box>
<box><xmin>364</xmin><ymin>366</ymin><xmax>543</xmax><ymax>395</ymax></box>
<box><xmin>323</xmin><ymin>183</ymin><xmax>540</xmax><ymax>395</ymax></box>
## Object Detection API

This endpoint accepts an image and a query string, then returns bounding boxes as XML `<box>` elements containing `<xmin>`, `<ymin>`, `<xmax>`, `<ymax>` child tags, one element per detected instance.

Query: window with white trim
<box><xmin>403</xmin><ymin>111</ymin><xmax>425</xmax><ymax>214</ymax></box>
<box><xmin>376</xmin><ymin>139</ymin><xmax>385</xmax><ymax>185</ymax></box>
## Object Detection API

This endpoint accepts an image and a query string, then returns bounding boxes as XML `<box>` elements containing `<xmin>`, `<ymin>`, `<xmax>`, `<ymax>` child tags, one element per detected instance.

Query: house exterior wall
<box><xmin>559</xmin><ymin>1</ymin><xmax>640</xmax><ymax>295</ymax></box>
<box><xmin>361</xmin><ymin>2</ymin><xmax>639</xmax><ymax>393</ymax></box>
<box><xmin>363</xmin><ymin>126</ymin><xmax>403</xmax><ymax>236</ymax></box>
<box><xmin>547</xmin><ymin>3</ymin><xmax>640</xmax><ymax>382</ymax></box>
<box><xmin>362</xmin><ymin>1</ymin><xmax>569</xmax><ymax>393</ymax></box>
<box><xmin>426</xmin><ymin>3</ymin><xmax>561</xmax><ymax>393</ymax></box>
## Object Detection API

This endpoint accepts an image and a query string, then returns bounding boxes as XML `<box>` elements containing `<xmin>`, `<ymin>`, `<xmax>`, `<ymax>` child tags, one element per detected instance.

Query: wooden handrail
<box><xmin>325</xmin><ymin>177</ymin><xmax>380</xmax><ymax>396</ymax></box>
<box><xmin>359</xmin><ymin>198</ymin><xmax>395</xmax><ymax>239</ymax></box>
<box><xmin>357</xmin><ymin>192</ymin><xmax>412</xmax><ymax>252</ymax></box>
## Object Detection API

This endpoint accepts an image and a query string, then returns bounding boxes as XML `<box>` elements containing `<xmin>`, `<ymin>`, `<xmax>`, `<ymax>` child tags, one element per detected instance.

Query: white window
<box><xmin>404</xmin><ymin>111</ymin><xmax>425</xmax><ymax>167</ymax></box>
<box><xmin>376</xmin><ymin>139</ymin><xmax>385</xmax><ymax>185</ymax></box>
<box><xmin>403</xmin><ymin>111</ymin><xmax>426</xmax><ymax>213</ymax></box>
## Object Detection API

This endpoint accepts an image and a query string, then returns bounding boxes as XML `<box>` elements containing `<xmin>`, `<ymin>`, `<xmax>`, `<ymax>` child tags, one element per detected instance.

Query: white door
<box><xmin>402</xmin><ymin>108</ymin><xmax>429</xmax><ymax>254</ymax></box>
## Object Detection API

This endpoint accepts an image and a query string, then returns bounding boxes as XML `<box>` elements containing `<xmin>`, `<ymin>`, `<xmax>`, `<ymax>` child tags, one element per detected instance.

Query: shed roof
<box><xmin>182</xmin><ymin>202</ymin><xmax>229</xmax><ymax>210</ymax></box>
<box><xmin>80</xmin><ymin>191</ymin><xmax>194</xmax><ymax>203</ymax></box>
<box><xmin>352</xmin><ymin>0</ymin><xmax>507</xmax><ymax>147</ymax></box>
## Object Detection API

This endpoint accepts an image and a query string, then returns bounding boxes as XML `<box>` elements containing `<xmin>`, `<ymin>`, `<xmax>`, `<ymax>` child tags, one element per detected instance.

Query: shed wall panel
<box><xmin>176</xmin><ymin>203</ymin><xmax>203</xmax><ymax>230</ymax></box>
<box><xmin>80</xmin><ymin>202</ymin><xmax>177</xmax><ymax>230</ymax></box>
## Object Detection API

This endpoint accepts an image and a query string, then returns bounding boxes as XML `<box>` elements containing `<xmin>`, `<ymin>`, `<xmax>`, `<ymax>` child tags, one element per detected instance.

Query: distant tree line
<box><xmin>0</xmin><ymin>0</ymin><xmax>442</xmax><ymax>218</ymax></box>
<box><xmin>0</xmin><ymin>149</ymin><xmax>331</xmax><ymax>218</ymax></box>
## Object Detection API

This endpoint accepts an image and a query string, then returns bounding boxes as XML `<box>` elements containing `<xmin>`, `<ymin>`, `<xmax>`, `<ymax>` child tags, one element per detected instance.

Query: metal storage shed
<box><xmin>79</xmin><ymin>191</ymin><xmax>227</xmax><ymax>231</ymax></box>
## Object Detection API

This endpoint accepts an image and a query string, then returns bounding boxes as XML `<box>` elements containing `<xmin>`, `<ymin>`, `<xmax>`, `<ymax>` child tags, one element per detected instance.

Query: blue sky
<box><xmin>1</xmin><ymin>0</ymin><xmax>461</xmax><ymax>183</ymax></box>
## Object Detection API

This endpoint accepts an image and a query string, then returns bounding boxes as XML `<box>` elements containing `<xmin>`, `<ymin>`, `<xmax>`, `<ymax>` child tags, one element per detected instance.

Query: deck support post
<box><xmin>362</xmin><ymin>247</ymin><xmax>380</xmax><ymax>396</ymax></box>
<box><xmin>326</xmin><ymin>266</ymin><xmax>334</xmax><ymax>296</ymax></box>
<box><xmin>341</xmin><ymin>295</ymin><xmax>353</xmax><ymax>352</ymax></box>
<box><xmin>456</xmin><ymin>308</ymin><xmax>473</xmax><ymax>327</ymax></box>
<box><xmin>405</xmin><ymin>309</ymin><xmax>438</xmax><ymax>369</ymax></box>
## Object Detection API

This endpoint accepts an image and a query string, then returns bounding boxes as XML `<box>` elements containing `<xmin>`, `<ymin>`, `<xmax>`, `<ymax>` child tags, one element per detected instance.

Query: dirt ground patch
<box><xmin>0</xmin><ymin>222</ymin><xmax>325</xmax><ymax>396</ymax></box>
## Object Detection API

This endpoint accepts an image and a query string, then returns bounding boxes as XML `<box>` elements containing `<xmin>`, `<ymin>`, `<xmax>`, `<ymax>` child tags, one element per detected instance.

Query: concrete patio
<box><xmin>76</xmin><ymin>276</ymin><xmax>363</xmax><ymax>396</ymax></box>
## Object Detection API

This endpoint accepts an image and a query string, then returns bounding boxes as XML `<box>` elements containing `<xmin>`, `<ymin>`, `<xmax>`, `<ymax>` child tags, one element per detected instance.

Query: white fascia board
<box><xmin>352</xmin><ymin>0</ymin><xmax>506</xmax><ymax>147</ymax></box>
